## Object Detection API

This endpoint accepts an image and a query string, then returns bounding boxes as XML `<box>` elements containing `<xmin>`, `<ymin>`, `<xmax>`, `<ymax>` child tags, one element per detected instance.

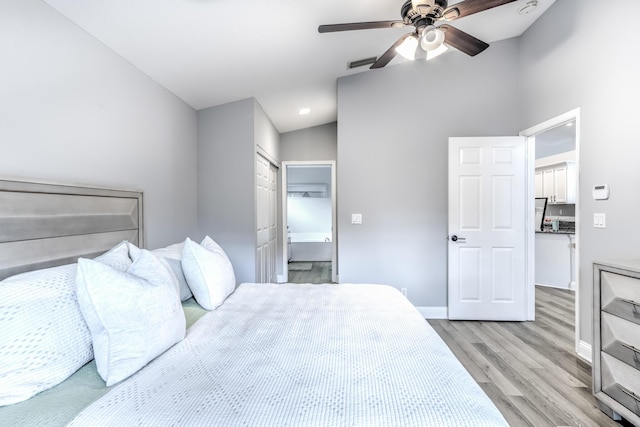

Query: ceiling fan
<box><xmin>319</xmin><ymin>0</ymin><xmax>518</xmax><ymax>69</ymax></box>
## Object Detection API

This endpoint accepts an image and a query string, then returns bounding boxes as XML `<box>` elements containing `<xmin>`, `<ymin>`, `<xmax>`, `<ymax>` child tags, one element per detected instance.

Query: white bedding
<box><xmin>69</xmin><ymin>283</ymin><xmax>507</xmax><ymax>426</ymax></box>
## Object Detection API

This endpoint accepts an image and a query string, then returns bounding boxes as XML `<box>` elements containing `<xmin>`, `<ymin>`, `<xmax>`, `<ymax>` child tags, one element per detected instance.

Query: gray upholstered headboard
<box><xmin>0</xmin><ymin>178</ymin><xmax>143</xmax><ymax>280</ymax></box>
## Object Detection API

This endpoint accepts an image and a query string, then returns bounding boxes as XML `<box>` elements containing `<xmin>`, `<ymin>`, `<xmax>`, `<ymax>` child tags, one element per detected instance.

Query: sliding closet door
<box><xmin>256</xmin><ymin>153</ymin><xmax>278</xmax><ymax>283</ymax></box>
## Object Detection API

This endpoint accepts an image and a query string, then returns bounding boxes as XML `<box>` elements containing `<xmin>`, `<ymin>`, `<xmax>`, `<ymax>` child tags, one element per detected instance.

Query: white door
<box><xmin>256</xmin><ymin>154</ymin><xmax>278</xmax><ymax>283</ymax></box>
<box><xmin>448</xmin><ymin>136</ymin><xmax>527</xmax><ymax>320</ymax></box>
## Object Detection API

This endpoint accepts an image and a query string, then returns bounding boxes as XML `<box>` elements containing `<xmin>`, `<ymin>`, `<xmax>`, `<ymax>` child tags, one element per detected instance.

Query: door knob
<box><xmin>450</xmin><ymin>235</ymin><xmax>466</xmax><ymax>242</ymax></box>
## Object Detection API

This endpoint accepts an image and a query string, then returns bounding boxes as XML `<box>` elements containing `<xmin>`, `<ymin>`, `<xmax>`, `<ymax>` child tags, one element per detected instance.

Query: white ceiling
<box><xmin>536</xmin><ymin>121</ymin><xmax>576</xmax><ymax>147</ymax></box>
<box><xmin>43</xmin><ymin>0</ymin><xmax>555</xmax><ymax>133</ymax></box>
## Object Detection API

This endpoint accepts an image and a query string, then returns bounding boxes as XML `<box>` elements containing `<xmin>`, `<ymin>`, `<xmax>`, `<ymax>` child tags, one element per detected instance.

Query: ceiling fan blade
<box><xmin>370</xmin><ymin>33</ymin><xmax>413</xmax><ymax>69</ymax></box>
<box><xmin>439</xmin><ymin>24</ymin><xmax>489</xmax><ymax>56</ymax></box>
<box><xmin>318</xmin><ymin>21</ymin><xmax>405</xmax><ymax>33</ymax></box>
<box><xmin>441</xmin><ymin>0</ymin><xmax>518</xmax><ymax>21</ymax></box>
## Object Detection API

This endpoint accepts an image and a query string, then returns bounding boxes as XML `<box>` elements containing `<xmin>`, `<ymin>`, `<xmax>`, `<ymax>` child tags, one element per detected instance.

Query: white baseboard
<box><xmin>535</xmin><ymin>282</ymin><xmax>573</xmax><ymax>291</ymax></box>
<box><xmin>276</xmin><ymin>274</ymin><xmax>286</xmax><ymax>283</ymax></box>
<box><xmin>417</xmin><ymin>306</ymin><xmax>448</xmax><ymax>319</ymax></box>
<box><xmin>577</xmin><ymin>340</ymin><xmax>592</xmax><ymax>363</ymax></box>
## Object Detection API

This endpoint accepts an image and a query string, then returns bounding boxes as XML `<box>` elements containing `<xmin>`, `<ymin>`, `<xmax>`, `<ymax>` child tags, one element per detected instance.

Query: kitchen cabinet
<box><xmin>535</xmin><ymin>162</ymin><xmax>576</xmax><ymax>204</ymax></box>
<box><xmin>534</xmin><ymin>170</ymin><xmax>543</xmax><ymax>198</ymax></box>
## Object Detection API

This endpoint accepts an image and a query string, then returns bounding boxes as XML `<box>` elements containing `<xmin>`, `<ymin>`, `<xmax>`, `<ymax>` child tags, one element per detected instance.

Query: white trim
<box><xmin>519</xmin><ymin>109</ymin><xmax>580</xmax><ymax>136</ymax></box>
<box><xmin>520</xmin><ymin>108</ymin><xmax>582</xmax><ymax>356</ymax></box>
<box><xmin>535</xmin><ymin>283</ymin><xmax>573</xmax><ymax>291</ymax></box>
<box><xmin>256</xmin><ymin>146</ymin><xmax>280</xmax><ymax>168</ymax></box>
<box><xmin>578</xmin><ymin>340</ymin><xmax>592</xmax><ymax>363</ymax></box>
<box><xmin>281</xmin><ymin>161</ymin><xmax>337</xmax><ymax>283</ymax></box>
<box><xmin>417</xmin><ymin>306</ymin><xmax>448</xmax><ymax>319</ymax></box>
<box><xmin>276</xmin><ymin>274</ymin><xmax>286</xmax><ymax>283</ymax></box>
<box><xmin>526</xmin><ymin>135</ymin><xmax>536</xmax><ymax>321</ymax></box>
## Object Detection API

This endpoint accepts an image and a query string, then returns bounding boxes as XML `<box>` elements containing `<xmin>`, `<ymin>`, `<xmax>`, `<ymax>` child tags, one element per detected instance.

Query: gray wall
<box><xmin>287</xmin><ymin>166</ymin><xmax>332</xmax><ymax>195</ymax></box>
<box><xmin>197</xmin><ymin>99</ymin><xmax>256</xmax><ymax>283</ymax></box>
<box><xmin>0</xmin><ymin>0</ymin><xmax>198</xmax><ymax>250</ymax></box>
<box><xmin>280</xmin><ymin>122</ymin><xmax>337</xmax><ymax>162</ymax></box>
<box><xmin>336</xmin><ymin>39</ymin><xmax>521</xmax><ymax>308</ymax></box>
<box><xmin>519</xmin><ymin>0</ymin><xmax>640</xmax><ymax>346</ymax></box>
<box><xmin>255</xmin><ymin>101</ymin><xmax>280</xmax><ymax>162</ymax></box>
<box><xmin>197</xmin><ymin>98</ymin><xmax>280</xmax><ymax>283</ymax></box>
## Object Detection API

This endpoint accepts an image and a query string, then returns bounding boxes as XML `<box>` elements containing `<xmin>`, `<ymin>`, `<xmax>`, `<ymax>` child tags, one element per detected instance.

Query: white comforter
<box><xmin>70</xmin><ymin>283</ymin><xmax>507</xmax><ymax>426</ymax></box>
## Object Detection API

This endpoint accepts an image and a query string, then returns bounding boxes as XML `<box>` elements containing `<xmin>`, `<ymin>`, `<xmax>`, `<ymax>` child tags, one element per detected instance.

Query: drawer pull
<box><xmin>622</xmin><ymin>342</ymin><xmax>640</xmax><ymax>355</ymax></box>
<box><xmin>620</xmin><ymin>298</ymin><xmax>640</xmax><ymax>309</ymax></box>
<box><xmin>620</xmin><ymin>386</ymin><xmax>640</xmax><ymax>404</ymax></box>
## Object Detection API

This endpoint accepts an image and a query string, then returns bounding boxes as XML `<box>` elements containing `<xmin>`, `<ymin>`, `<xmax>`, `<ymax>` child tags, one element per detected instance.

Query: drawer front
<box><xmin>602</xmin><ymin>312</ymin><xmax>640</xmax><ymax>369</ymax></box>
<box><xmin>601</xmin><ymin>352</ymin><xmax>640</xmax><ymax>416</ymax></box>
<box><xmin>601</xmin><ymin>271</ymin><xmax>640</xmax><ymax>325</ymax></box>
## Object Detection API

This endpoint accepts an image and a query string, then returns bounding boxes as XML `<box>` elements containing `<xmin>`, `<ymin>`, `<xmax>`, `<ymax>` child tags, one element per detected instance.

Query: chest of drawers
<box><xmin>594</xmin><ymin>260</ymin><xmax>640</xmax><ymax>426</ymax></box>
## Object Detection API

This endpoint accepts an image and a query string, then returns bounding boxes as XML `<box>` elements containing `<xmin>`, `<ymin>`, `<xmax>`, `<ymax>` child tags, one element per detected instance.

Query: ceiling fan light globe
<box><xmin>420</xmin><ymin>26</ymin><xmax>445</xmax><ymax>51</ymax></box>
<box><xmin>395</xmin><ymin>34</ymin><xmax>420</xmax><ymax>60</ymax></box>
<box><xmin>426</xmin><ymin>43</ymin><xmax>448</xmax><ymax>60</ymax></box>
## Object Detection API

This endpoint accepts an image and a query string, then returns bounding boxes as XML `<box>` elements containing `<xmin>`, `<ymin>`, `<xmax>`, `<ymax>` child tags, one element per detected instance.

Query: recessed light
<box><xmin>298</xmin><ymin>108</ymin><xmax>311</xmax><ymax>115</ymax></box>
<box><xmin>518</xmin><ymin>0</ymin><xmax>538</xmax><ymax>15</ymax></box>
<box><xmin>566</xmin><ymin>122</ymin><xmax>574</xmax><ymax>127</ymax></box>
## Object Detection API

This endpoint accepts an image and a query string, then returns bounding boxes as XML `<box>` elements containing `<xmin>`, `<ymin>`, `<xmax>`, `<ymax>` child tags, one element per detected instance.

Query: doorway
<box><xmin>281</xmin><ymin>161</ymin><xmax>337</xmax><ymax>283</ymax></box>
<box><xmin>520</xmin><ymin>108</ymin><xmax>583</xmax><ymax>359</ymax></box>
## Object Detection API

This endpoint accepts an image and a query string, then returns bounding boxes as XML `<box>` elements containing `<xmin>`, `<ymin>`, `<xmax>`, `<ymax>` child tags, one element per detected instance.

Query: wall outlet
<box><xmin>401</xmin><ymin>288</ymin><xmax>407</xmax><ymax>297</ymax></box>
<box><xmin>351</xmin><ymin>213</ymin><xmax>362</xmax><ymax>224</ymax></box>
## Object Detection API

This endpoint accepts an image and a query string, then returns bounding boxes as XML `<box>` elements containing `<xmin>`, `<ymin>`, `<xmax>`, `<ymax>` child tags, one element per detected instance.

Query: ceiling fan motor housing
<box><xmin>410</xmin><ymin>0</ymin><xmax>448</xmax><ymax>17</ymax></box>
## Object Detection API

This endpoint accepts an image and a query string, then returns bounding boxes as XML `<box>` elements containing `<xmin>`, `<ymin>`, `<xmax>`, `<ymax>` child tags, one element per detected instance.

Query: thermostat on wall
<box><xmin>593</xmin><ymin>184</ymin><xmax>610</xmax><ymax>200</ymax></box>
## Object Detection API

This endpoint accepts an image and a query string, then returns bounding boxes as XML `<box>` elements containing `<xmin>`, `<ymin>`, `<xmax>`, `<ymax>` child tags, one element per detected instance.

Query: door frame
<box><xmin>520</xmin><ymin>108</ymin><xmax>582</xmax><ymax>358</ymax></box>
<box><xmin>280</xmin><ymin>160</ymin><xmax>337</xmax><ymax>283</ymax></box>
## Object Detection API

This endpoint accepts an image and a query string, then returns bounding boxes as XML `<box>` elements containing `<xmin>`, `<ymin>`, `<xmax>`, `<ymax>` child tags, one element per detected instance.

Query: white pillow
<box><xmin>0</xmin><ymin>264</ymin><xmax>93</xmax><ymax>406</ymax></box>
<box><xmin>76</xmin><ymin>250</ymin><xmax>185</xmax><ymax>386</ymax></box>
<box><xmin>181</xmin><ymin>237</ymin><xmax>236</xmax><ymax>310</ymax></box>
<box><xmin>151</xmin><ymin>242</ymin><xmax>192</xmax><ymax>301</ymax></box>
<box><xmin>93</xmin><ymin>240</ymin><xmax>137</xmax><ymax>271</ymax></box>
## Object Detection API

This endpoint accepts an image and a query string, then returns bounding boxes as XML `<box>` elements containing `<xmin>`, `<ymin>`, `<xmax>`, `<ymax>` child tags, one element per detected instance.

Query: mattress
<box><xmin>67</xmin><ymin>283</ymin><xmax>507</xmax><ymax>426</ymax></box>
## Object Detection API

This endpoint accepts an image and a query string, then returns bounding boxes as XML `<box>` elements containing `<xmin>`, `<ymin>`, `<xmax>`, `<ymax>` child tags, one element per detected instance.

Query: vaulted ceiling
<box><xmin>43</xmin><ymin>0</ymin><xmax>555</xmax><ymax>133</ymax></box>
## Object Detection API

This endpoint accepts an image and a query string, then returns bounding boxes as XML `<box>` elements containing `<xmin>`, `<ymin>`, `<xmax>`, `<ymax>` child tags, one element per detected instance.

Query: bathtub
<box><xmin>288</xmin><ymin>232</ymin><xmax>332</xmax><ymax>262</ymax></box>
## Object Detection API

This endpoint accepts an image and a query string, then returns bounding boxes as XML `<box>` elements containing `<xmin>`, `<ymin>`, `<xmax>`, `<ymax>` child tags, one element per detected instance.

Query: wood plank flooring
<box><xmin>287</xmin><ymin>261</ymin><xmax>333</xmax><ymax>284</ymax></box>
<box><xmin>284</xmin><ymin>270</ymin><xmax>632</xmax><ymax>425</ymax></box>
<box><xmin>429</xmin><ymin>286</ymin><xmax>633</xmax><ymax>427</ymax></box>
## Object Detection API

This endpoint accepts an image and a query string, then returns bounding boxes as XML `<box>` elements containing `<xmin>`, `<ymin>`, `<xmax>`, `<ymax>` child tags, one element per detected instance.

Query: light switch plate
<box><xmin>351</xmin><ymin>213</ymin><xmax>362</xmax><ymax>225</ymax></box>
<box><xmin>594</xmin><ymin>213</ymin><xmax>606</xmax><ymax>228</ymax></box>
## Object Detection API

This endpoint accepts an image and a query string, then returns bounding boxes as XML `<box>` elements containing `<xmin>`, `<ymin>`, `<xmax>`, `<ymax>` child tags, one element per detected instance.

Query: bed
<box><xmin>0</xmin><ymin>179</ymin><xmax>508</xmax><ymax>426</ymax></box>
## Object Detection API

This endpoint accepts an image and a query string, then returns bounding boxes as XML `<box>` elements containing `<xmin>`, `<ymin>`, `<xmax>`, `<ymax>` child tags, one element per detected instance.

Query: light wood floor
<box><xmin>287</xmin><ymin>261</ymin><xmax>332</xmax><ymax>284</ymax></box>
<box><xmin>429</xmin><ymin>286</ymin><xmax>632</xmax><ymax>427</ymax></box>
<box><xmin>284</xmin><ymin>269</ymin><xmax>630</xmax><ymax>425</ymax></box>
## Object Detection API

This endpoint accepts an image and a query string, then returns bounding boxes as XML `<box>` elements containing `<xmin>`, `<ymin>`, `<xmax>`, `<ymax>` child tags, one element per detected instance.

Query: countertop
<box><xmin>536</xmin><ymin>229</ymin><xmax>575</xmax><ymax>235</ymax></box>
<box><xmin>536</xmin><ymin>227</ymin><xmax>576</xmax><ymax>234</ymax></box>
